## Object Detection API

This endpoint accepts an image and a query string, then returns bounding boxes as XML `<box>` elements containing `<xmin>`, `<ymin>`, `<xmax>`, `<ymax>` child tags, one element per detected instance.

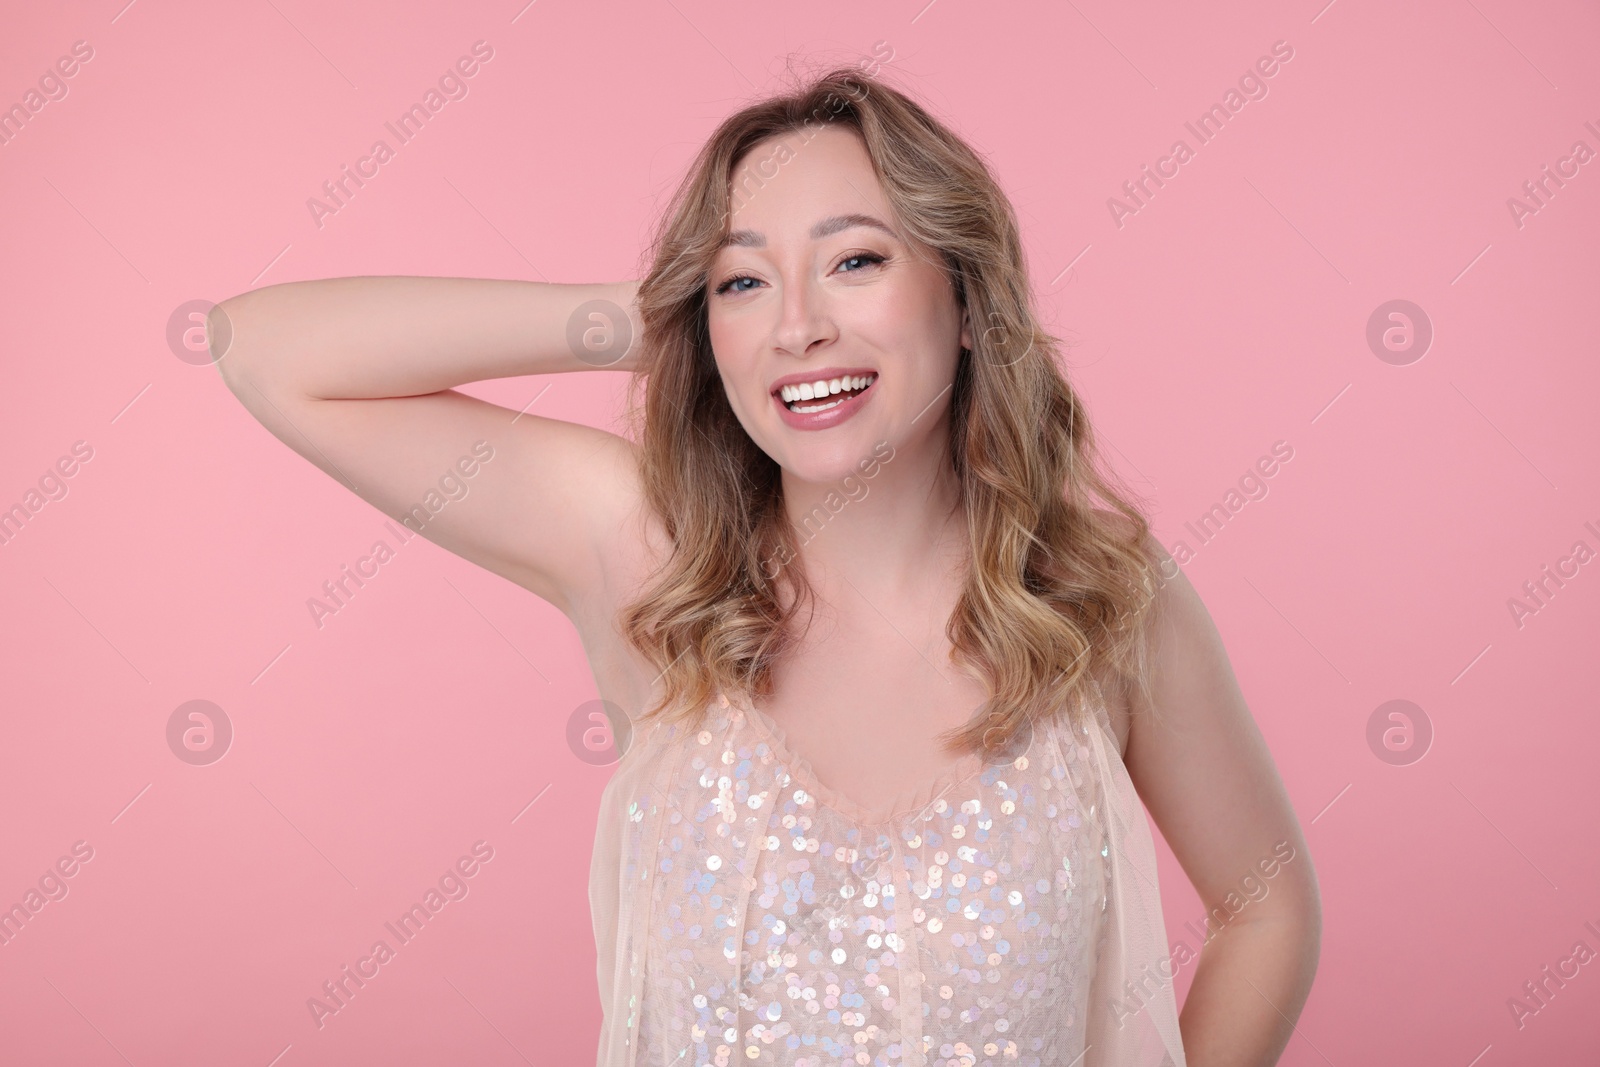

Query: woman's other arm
<box><xmin>1124</xmin><ymin>548</ymin><xmax>1323</xmax><ymax>1066</ymax></box>
<box><xmin>210</xmin><ymin>276</ymin><xmax>645</xmax><ymax>618</ymax></box>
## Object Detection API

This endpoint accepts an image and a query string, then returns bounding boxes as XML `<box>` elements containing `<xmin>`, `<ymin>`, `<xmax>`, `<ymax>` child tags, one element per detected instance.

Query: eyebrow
<box><xmin>721</xmin><ymin>212</ymin><xmax>897</xmax><ymax>249</ymax></box>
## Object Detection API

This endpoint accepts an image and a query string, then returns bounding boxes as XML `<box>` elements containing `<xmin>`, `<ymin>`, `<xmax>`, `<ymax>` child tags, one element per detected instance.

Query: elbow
<box><xmin>1294</xmin><ymin>854</ymin><xmax>1323</xmax><ymax>952</ymax></box>
<box><xmin>1281</xmin><ymin>890</ymin><xmax>1321</xmax><ymax>976</ymax></box>
<box><xmin>1249</xmin><ymin>865</ymin><xmax>1323</xmax><ymax>979</ymax></box>
<box><xmin>1269</xmin><ymin>857</ymin><xmax>1321</xmax><ymax>938</ymax></box>
<box><xmin>1223</xmin><ymin>862</ymin><xmax>1322</xmax><ymax>964</ymax></box>
<box><xmin>1278</xmin><ymin>886</ymin><xmax>1321</xmax><ymax>996</ymax></box>
<box><xmin>206</xmin><ymin>298</ymin><xmax>240</xmax><ymax>383</ymax></box>
<box><xmin>207</xmin><ymin>288</ymin><xmax>315</xmax><ymax>402</ymax></box>
<box><xmin>208</xmin><ymin>294</ymin><xmax>273</xmax><ymax>398</ymax></box>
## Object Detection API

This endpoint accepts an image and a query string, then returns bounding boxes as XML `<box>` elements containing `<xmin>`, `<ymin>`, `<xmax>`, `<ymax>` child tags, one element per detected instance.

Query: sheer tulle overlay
<box><xmin>589</xmin><ymin>685</ymin><xmax>1186</xmax><ymax>1066</ymax></box>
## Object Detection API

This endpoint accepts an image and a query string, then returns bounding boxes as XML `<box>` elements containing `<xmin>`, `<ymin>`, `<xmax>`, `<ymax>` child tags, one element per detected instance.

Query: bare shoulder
<box><xmin>1079</xmin><ymin>506</ymin><xmax>1161</xmax><ymax>758</ymax></box>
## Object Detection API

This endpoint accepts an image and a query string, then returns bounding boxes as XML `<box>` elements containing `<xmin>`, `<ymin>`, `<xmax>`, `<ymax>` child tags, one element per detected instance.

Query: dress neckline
<box><xmin>725</xmin><ymin>692</ymin><xmax>1018</xmax><ymax>829</ymax></box>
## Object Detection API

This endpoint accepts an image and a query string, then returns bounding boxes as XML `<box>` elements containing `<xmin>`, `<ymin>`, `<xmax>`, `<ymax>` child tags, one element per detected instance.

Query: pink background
<box><xmin>2</xmin><ymin>0</ymin><xmax>1597</xmax><ymax>1063</ymax></box>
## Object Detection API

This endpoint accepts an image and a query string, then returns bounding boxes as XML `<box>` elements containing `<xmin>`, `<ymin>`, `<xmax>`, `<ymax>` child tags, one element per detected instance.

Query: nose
<box><xmin>770</xmin><ymin>271</ymin><xmax>837</xmax><ymax>358</ymax></box>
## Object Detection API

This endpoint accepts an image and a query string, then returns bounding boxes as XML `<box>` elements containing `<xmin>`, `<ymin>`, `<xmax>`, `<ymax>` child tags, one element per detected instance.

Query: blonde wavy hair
<box><xmin>619</xmin><ymin>63</ymin><xmax>1169</xmax><ymax>759</ymax></box>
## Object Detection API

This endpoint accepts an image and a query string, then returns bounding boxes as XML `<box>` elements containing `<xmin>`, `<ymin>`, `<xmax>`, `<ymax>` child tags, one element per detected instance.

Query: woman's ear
<box><xmin>959</xmin><ymin>307</ymin><xmax>973</xmax><ymax>352</ymax></box>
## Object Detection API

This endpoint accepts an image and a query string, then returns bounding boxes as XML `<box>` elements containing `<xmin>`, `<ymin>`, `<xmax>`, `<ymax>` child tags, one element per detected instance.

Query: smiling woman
<box><xmin>213</xmin><ymin>60</ymin><xmax>1318</xmax><ymax>1067</ymax></box>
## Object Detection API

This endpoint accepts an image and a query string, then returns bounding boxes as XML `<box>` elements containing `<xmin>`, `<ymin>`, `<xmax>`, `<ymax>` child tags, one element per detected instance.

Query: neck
<box><xmin>777</xmin><ymin>425</ymin><xmax>967</xmax><ymax>607</ymax></box>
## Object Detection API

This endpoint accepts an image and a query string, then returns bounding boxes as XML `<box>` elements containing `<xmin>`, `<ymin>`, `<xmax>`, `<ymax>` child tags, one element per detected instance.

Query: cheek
<box><xmin>869</xmin><ymin>303</ymin><xmax>960</xmax><ymax>381</ymax></box>
<box><xmin>708</xmin><ymin>319</ymin><xmax>754</xmax><ymax>376</ymax></box>
<box><xmin>709</xmin><ymin>320</ymin><xmax>766</xmax><ymax>391</ymax></box>
<box><xmin>874</xmin><ymin>274</ymin><xmax>960</xmax><ymax>350</ymax></box>
<box><xmin>709</xmin><ymin>355</ymin><xmax>760</xmax><ymax>424</ymax></box>
<box><xmin>706</xmin><ymin>317</ymin><xmax>729</xmax><ymax>359</ymax></box>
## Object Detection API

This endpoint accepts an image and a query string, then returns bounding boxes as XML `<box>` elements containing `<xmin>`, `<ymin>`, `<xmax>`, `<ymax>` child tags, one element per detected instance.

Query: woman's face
<box><xmin>706</xmin><ymin>124</ymin><xmax>972</xmax><ymax>485</ymax></box>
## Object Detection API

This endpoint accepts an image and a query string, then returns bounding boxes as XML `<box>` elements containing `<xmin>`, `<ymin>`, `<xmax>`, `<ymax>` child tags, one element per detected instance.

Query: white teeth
<box><xmin>791</xmin><ymin>397</ymin><xmax>846</xmax><ymax>413</ymax></box>
<box><xmin>778</xmin><ymin>373</ymin><xmax>876</xmax><ymax>405</ymax></box>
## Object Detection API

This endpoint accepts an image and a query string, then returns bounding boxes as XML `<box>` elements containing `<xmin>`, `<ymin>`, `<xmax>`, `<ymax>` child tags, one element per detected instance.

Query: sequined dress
<box><xmin>588</xmin><ymin>686</ymin><xmax>1187</xmax><ymax>1066</ymax></box>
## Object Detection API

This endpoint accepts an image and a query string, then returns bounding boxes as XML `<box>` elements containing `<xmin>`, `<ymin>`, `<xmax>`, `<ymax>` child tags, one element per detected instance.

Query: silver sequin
<box><xmin>612</xmin><ymin>694</ymin><xmax>1112</xmax><ymax>1066</ymax></box>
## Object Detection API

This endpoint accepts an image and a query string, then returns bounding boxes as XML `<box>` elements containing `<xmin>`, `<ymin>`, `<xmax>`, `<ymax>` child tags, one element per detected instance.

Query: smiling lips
<box><xmin>771</xmin><ymin>370</ymin><xmax>878</xmax><ymax>430</ymax></box>
<box><xmin>777</xmin><ymin>371</ymin><xmax>878</xmax><ymax>411</ymax></box>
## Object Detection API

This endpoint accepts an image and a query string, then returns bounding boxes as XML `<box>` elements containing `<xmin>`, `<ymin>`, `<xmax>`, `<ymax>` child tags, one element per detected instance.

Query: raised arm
<box><xmin>210</xmin><ymin>276</ymin><xmax>648</xmax><ymax>618</ymax></box>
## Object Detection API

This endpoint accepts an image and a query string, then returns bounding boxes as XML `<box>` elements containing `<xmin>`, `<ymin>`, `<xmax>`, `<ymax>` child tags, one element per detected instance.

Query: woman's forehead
<box><xmin>727</xmin><ymin>127</ymin><xmax>881</xmax><ymax>210</ymax></box>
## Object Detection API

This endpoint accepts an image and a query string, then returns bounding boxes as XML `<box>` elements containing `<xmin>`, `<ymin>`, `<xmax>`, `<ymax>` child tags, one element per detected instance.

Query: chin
<box><xmin>777</xmin><ymin>433</ymin><xmax>896</xmax><ymax>486</ymax></box>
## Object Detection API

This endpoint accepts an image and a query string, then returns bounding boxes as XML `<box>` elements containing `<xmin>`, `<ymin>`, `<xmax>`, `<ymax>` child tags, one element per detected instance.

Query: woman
<box><xmin>214</xmin><ymin>66</ymin><xmax>1319</xmax><ymax>1066</ymax></box>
